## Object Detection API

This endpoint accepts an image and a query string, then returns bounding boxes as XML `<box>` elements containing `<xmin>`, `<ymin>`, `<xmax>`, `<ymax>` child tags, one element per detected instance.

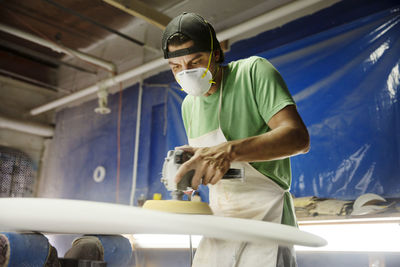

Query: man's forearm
<box><xmin>222</xmin><ymin>125</ymin><xmax>310</xmax><ymax>163</ymax></box>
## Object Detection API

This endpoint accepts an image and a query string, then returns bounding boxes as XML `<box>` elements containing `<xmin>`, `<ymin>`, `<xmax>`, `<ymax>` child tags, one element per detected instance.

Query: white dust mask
<box><xmin>176</xmin><ymin>67</ymin><xmax>214</xmax><ymax>96</ymax></box>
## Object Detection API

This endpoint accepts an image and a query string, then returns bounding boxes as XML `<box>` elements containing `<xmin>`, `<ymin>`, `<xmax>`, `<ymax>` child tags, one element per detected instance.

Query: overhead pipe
<box><xmin>28</xmin><ymin>0</ymin><xmax>338</xmax><ymax>116</ymax></box>
<box><xmin>0</xmin><ymin>23</ymin><xmax>116</xmax><ymax>73</ymax></box>
<box><xmin>0</xmin><ymin>115</ymin><xmax>54</xmax><ymax>137</ymax></box>
<box><xmin>29</xmin><ymin>57</ymin><xmax>165</xmax><ymax>116</ymax></box>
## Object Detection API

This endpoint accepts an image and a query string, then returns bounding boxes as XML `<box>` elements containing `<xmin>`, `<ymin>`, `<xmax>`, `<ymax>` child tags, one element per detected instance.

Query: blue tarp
<box><xmin>42</xmin><ymin>1</ymin><xmax>400</xmax><ymax>204</ymax></box>
<box><xmin>264</xmin><ymin>8</ymin><xmax>400</xmax><ymax>199</ymax></box>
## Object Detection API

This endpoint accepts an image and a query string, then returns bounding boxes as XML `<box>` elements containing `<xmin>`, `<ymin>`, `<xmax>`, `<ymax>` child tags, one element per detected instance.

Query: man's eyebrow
<box><xmin>168</xmin><ymin>53</ymin><xmax>204</xmax><ymax>66</ymax></box>
<box><xmin>189</xmin><ymin>54</ymin><xmax>203</xmax><ymax>62</ymax></box>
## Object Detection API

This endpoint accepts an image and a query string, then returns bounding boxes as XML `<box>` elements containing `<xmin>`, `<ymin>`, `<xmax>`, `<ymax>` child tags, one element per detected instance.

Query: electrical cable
<box><xmin>189</xmin><ymin>235</ymin><xmax>194</xmax><ymax>266</ymax></box>
<box><xmin>116</xmin><ymin>81</ymin><xmax>123</xmax><ymax>203</ymax></box>
<box><xmin>129</xmin><ymin>80</ymin><xmax>143</xmax><ymax>206</ymax></box>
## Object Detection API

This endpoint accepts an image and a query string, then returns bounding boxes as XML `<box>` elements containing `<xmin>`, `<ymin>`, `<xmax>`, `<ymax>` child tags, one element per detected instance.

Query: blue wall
<box><xmin>42</xmin><ymin>0</ymin><xmax>400</xmax><ymax>204</ymax></box>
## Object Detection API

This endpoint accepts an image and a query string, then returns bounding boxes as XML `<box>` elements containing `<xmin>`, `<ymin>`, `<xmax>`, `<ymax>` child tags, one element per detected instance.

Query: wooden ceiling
<box><xmin>0</xmin><ymin>0</ymin><xmax>313</xmax><ymax>95</ymax></box>
<box><xmin>0</xmin><ymin>0</ymin><xmax>140</xmax><ymax>89</ymax></box>
<box><xmin>0</xmin><ymin>0</ymin><xmax>136</xmax><ymax>49</ymax></box>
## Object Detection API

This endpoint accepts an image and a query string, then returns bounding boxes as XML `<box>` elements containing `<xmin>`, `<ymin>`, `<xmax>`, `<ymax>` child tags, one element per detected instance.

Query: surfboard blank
<box><xmin>0</xmin><ymin>198</ymin><xmax>326</xmax><ymax>247</ymax></box>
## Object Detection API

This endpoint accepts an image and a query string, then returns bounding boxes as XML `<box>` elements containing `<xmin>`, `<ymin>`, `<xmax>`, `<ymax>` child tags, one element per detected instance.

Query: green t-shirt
<box><xmin>181</xmin><ymin>56</ymin><xmax>297</xmax><ymax>226</ymax></box>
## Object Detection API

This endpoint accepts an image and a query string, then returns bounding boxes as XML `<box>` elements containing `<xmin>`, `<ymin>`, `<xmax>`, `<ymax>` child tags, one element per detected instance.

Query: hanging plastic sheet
<box><xmin>256</xmin><ymin>7</ymin><xmax>400</xmax><ymax>199</ymax></box>
<box><xmin>43</xmin><ymin>4</ymin><xmax>400</xmax><ymax>205</ymax></box>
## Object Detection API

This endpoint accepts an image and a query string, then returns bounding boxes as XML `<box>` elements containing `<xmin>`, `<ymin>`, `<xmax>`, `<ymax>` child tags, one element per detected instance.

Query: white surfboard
<box><xmin>0</xmin><ymin>198</ymin><xmax>326</xmax><ymax>247</ymax></box>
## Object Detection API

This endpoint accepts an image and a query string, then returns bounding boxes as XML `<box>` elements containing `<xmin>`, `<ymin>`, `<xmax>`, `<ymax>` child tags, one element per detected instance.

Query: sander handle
<box><xmin>174</xmin><ymin>150</ymin><xmax>244</xmax><ymax>179</ymax></box>
<box><xmin>222</xmin><ymin>168</ymin><xmax>244</xmax><ymax>179</ymax></box>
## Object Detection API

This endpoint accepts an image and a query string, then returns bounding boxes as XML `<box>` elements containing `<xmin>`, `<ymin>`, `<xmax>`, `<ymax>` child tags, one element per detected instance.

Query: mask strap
<box><xmin>201</xmin><ymin>24</ymin><xmax>215</xmax><ymax>83</ymax></box>
<box><xmin>211</xmin><ymin>65</ymin><xmax>219</xmax><ymax>84</ymax></box>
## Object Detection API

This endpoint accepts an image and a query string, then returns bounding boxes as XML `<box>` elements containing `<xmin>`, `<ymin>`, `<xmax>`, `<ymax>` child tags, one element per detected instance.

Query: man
<box><xmin>162</xmin><ymin>13</ymin><xmax>309</xmax><ymax>267</ymax></box>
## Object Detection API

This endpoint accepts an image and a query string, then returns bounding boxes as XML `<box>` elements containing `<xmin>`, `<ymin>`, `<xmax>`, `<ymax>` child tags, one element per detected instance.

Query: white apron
<box><xmin>188</xmin><ymin>72</ymin><xmax>290</xmax><ymax>267</ymax></box>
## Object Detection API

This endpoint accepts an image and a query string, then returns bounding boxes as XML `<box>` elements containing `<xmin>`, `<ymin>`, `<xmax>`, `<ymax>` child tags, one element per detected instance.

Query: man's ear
<box><xmin>214</xmin><ymin>49</ymin><xmax>221</xmax><ymax>62</ymax></box>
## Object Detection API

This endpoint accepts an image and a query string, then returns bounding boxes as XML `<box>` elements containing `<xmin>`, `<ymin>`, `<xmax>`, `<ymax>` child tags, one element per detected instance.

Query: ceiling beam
<box><xmin>0</xmin><ymin>23</ymin><xmax>116</xmax><ymax>73</ymax></box>
<box><xmin>103</xmin><ymin>0</ymin><xmax>171</xmax><ymax>30</ymax></box>
<box><xmin>0</xmin><ymin>39</ymin><xmax>96</xmax><ymax>74</ymax></box>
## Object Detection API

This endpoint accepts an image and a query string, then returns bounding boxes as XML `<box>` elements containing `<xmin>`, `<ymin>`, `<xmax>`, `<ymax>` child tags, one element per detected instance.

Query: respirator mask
<box><xmin>176</xmin><ymin>63</ymin><xmax>215</xmax><ymax>96</ymax></box>
<box><xmin>174</xmin><ymin>22</ymin><xmax>217</xmax><ymax>96</ymax></box>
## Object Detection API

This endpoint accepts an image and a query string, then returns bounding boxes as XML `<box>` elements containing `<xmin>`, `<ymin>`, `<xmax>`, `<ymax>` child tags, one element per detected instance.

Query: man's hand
<box><xmin>174</xmin><ymin>144</ymin><xmax>232</xmax><ymax>190</ymax></box>
<box><xmin>173</xmin><ymin>106</ymin><xmax>310</xmax><ymax>190</ymax></box>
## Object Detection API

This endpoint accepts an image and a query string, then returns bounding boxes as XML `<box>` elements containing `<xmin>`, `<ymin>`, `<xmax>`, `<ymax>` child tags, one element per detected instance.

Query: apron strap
<box><xmin>188</xmin><ymin>96</ymin><xmax>196</xmax><ymax>138</ymax></box>
<box><xmin>217</xmin><ymin>68</ymin><xmax>224</xmax><ymax>127</ymax></box>
<box><xmin>189</xmin><ymin>67</ymin><xmax>224</xmax><ymax>139</ymax></box>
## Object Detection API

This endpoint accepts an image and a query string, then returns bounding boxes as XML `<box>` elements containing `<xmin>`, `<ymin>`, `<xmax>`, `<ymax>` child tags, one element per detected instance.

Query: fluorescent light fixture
<box><xmin>296</xmin><ymin>217</ymin><xmax>400</xmax><ymax>252</ymax></box>
<box><xmin>130</xmin><ymin>217</ymin><xmax>400</xmax><ymax>251</ymax></box>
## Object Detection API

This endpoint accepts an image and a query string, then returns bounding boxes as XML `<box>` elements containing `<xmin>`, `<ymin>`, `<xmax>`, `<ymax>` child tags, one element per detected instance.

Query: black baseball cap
<box><xmin>162</xmin><ymin>12</ymin><xmax>221</xmax><ymax>59</ymax></box>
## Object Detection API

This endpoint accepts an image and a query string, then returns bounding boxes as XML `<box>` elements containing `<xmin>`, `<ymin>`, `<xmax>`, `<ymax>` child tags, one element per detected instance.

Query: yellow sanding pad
<box><xmin>143</xmin><ymin>200</ymin><xmax>213</xmax><ymax>215</ymax></box>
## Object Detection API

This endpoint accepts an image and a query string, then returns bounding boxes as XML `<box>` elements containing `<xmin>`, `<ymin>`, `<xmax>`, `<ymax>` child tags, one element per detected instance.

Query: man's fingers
<box><xmin>210</xmin><ymin>169</ymin><xmax>225</xmax><ymax>185</ymax></box>
<box><xmin>174</xmin><ymin>145</ymin><xmax>189</xmax><ymax>150</ymax></box>
<box><xmin>202</xmin><ymin>168</ymin><xmax>216</xmax><ymax>185</ymax></box>
<box><xmin>191</xmin><ymin>165</ymin><xmax>206</xmax><ymax>190</ymax></box>
<box><xmin>175</xmin><ymin>145</ymin><xmax>197</xmax><ymax>153</ymax></box>
<box><xmin>174</xmin><ymin>161</ymin><xmax>194</xmax><ymax>183</ymax></box>
<box><xmin>174</xmin><ymin>146</ymin><xmax>230</xmax><ymax>188</ymax></box>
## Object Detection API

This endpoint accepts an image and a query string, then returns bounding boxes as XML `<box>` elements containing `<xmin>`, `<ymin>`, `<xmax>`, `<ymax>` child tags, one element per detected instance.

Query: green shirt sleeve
<box><xmin>250</xmin><ymin>57</ymin><xmax>295</xmax><ymax>124</ymax></box>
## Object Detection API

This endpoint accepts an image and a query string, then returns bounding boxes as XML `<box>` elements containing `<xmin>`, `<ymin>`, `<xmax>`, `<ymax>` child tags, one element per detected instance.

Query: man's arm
<box><xmin>175</xmin><ymin>105</ymin><xmax>310</xmax><ymax>189</ymax></box>
<box><xmin>229</xmin><ymin>104</ymin><xmax>309</xmax><ymax>161</ymax></box>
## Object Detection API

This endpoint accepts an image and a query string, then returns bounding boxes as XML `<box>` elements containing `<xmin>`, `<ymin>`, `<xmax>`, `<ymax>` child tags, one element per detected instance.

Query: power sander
<box><xmin>143</xmin><ymin>150</ymin><xmax>244</xmax><ymax>215</ymax></box>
